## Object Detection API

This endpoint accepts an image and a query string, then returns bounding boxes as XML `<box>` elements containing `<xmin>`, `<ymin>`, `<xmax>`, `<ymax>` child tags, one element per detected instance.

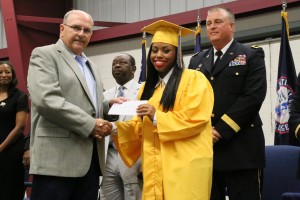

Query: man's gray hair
<box><xmin>208</xmin><ymin>7</ymin><xmax>235</xmax><ymax>22</ymax></box>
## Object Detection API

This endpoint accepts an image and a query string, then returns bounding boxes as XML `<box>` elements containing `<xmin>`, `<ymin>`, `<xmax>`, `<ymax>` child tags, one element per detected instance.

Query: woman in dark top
<box><xmin>0</xmin><ymin>61</ymin><xmax>29</xmax><ymax>200</ymax></box>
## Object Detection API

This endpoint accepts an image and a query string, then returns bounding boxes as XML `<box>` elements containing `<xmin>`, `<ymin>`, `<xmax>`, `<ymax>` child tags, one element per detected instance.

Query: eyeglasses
<box><xmin>64</xmin><ymin>24</ymin><xmax>93</xmax><ymax>36</ymax></box>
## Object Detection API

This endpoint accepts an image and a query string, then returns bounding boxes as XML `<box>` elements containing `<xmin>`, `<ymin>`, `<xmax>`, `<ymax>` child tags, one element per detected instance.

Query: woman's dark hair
<box><xmin>0</xmin><ymin>61</ymin><xmax>18</xmax><ymax>96</ymax></box>
<box><xmin>140</xmin><ymin>44</ymin><xmax>183</xmax><ymax>112</ymax></box>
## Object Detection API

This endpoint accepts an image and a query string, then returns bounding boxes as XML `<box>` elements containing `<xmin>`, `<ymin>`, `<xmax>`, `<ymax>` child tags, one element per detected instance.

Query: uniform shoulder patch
<box><xmin>251</xmin><ymin>45</ymin><xmax>262</xmax><ymax>49</ymax></box>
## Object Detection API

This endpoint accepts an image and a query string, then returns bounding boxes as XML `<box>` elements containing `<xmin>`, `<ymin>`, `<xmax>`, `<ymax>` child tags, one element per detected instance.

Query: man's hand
<box><xmin>91</xmin><ymin>118</ymin><xmax>113</xmax><ymax>140</ymax></box>
<box><xmin>212</xmin><ymin>127</ymin><xmax>222</xmax><ymax>144</ymax></box>
<box><xmin>23</xmin><ymin>150</ymin><xmax>30</xmax><ymax>170</ymax></box>
<box><xmin>109</xmin><ymin>97</ymin><xmax>128</xmax><ymax>107</ymax></box>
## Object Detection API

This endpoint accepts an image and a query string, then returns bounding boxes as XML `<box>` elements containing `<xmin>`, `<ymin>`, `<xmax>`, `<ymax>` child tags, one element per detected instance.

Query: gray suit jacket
<box><xmin>27</xmin><ymin>40</ymin><xmax>109</xmax><ymax>177</ymax></box>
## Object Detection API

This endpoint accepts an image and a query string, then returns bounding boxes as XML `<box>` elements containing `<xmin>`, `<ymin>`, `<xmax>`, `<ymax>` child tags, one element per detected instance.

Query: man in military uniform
<box><xmin>189</xmin><ymin>7</ymin><xmax>267</xmax><ymax>200</ymax></box>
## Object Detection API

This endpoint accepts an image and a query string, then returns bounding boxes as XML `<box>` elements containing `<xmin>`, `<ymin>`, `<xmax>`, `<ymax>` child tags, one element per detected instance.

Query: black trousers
<box><xmin>31</xmin><ymin>141</ymin><xmax>101</xmax><ymax>200</ymax></box>
<box><xmin>211</xmin><ymin>168</ymin><xmax>263</xmax><ymax>200</ymax></box>
<box><xmin>0</xmin><ymin>137</ymin><xmax>25</xmax><ymax>200</ymax></box>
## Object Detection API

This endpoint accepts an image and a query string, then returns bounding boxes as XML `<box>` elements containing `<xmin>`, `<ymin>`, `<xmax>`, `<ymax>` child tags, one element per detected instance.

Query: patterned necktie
<box><xmin>109</xmin><ymin>85</ymin><xmax>125</xmax><ymax>149</ymax></box>
<box><xmin>117</xmin><ymin>86</ymin><xmax>125</xmax><ymax>97</ymax></box>
<box><xmin>212</xmin><ymin>50</ymin><xmax>223</xmax><ymax>73</ymax></box>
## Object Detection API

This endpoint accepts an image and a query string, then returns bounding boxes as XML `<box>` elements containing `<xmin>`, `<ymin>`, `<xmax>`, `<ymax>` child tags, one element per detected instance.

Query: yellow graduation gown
<box><xmin>115</xmin><ymin>69</ymin><xmax>214</xmax><ymax>200</ymax></box>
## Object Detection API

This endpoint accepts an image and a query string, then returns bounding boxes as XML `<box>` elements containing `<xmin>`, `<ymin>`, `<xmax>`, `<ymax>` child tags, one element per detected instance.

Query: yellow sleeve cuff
<box><xmin>295</xmin><ymin>124</ymin><xmax>300</xmax><ymax>139</ymax></box>
<box><xmin>221</xmin><ymin>114</ymin><xmax>241</xmax><ymax>133</ymax></box>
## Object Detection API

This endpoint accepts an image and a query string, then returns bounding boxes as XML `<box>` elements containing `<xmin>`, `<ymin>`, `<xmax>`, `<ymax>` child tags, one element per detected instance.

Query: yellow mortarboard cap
<box><xmin>141</xmin><ymin>20</ymin><xmax>195</xmax><ymax>47</ymax></box>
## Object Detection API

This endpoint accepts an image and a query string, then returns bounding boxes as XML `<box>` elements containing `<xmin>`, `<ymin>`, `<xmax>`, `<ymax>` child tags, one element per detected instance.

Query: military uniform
<box><xmin>189</xmin><ymin>40</ymin><xmax>267</xmax><ymax>199</ymax></box>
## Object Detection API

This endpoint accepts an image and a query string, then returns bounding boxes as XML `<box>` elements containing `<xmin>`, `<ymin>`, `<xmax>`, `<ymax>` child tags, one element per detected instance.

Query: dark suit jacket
<box><xmin>189</xmin><ymin>40</ymin><xmax>267</xmax><ymax>170</ymax></box>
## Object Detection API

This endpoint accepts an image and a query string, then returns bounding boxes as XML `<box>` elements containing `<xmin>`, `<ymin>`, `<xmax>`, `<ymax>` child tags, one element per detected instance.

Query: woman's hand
<box><xmin>136</xmin><ymin>104</ymin><xmax>156</xmax><ymax>121</ymax></box>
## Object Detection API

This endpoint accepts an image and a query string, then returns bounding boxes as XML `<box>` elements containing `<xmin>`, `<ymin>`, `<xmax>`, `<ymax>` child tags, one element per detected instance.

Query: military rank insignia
<box><xmin>251</xmin><ymin>45</ymin><xmax>261</xmax><ymax>49</ymax></box>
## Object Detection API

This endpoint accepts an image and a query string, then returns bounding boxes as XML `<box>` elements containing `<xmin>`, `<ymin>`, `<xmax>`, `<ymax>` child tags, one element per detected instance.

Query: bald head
<box><xmin>112</xmin><ymin>53</ymin><xmax>136</xmax><ymax>85</ymax></box>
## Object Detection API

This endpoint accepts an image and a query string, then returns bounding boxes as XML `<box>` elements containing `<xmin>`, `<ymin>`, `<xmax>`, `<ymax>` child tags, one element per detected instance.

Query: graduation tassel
<box><xmin>177</xmin><ymin>28</ymin><xmax>183</xmax><ymax>68</ymax></box>
<box><xmin>138</xmin><ymin>31</ymin><xmax>147</xmax><ymax>83</ymax></box>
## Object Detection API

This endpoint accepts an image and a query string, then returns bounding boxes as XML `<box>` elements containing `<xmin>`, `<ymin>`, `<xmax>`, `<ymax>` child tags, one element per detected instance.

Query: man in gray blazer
<box><xmin>101</xmin><ymin>53</ymin><xmax>142</xmax><ymax>200</ymax></box>
<box><xmin>27</xmin><ymin>10</ymin><xmax>112</xmax><ymax>200</ymax></box>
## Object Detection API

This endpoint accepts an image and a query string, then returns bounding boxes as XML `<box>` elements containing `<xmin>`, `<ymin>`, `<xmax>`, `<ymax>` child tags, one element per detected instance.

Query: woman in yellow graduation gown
<box><xmin>114</xmin><ymin>20</ymin><xmax>214</xmax><ymax>200</ymax></box>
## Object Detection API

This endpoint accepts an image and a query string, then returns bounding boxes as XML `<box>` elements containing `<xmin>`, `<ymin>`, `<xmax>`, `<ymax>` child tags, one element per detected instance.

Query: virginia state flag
<box><xmin>274</xmin><ymin>11</ymin><xmax>297</xmax><ymax>145</ymax></box>
<box><xmin>138</xmin><ymin>39</ymin><xmax>147</xmax><ymax>83</ymax></box>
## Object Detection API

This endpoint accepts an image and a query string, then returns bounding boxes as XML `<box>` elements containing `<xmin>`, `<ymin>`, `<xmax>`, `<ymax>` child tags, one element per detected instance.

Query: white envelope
<box><xmin>108</xmin><ymin>100</ymin><xmax>148</xmax><ymax>115</ymax></box>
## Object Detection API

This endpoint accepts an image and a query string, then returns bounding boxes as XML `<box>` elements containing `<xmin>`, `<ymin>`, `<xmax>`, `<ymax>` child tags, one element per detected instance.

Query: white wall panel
<box><xmin>0</xmin><ymin>8</ymin><xmax>7</xmax><ymax>48</ymax></box>
<box><xmin>99</xmin><ymin>0</ymin><xmax>112</xmax><ymax>22</ymax></box>
<box><xmin>170</xmin><ymin>0</ymin><xmax>186</xmax><ymax>15</ymax></box>
<box><xmin>140</xmin><ymin>0</ymin><xmax>155</xmax><ymax>21</ymax></box>
<box><xmin>223</xmin><ymin>0</ymin><xmax>236</xmax><ymax>3</ymax></box>
<box><xmin>85</xmin><ymin>0</ymin><xmax>100</xmax><ymax>21</ymax></box>
<box><xmin>204</xmin><ymin>0</ymin><xmax>222</xmax><ymax>7</ymax></box>
<box><xmin>126</xmin><ymin>0</ymin><xmax>140</xmax><ymax>22</ymax></box>
<box><xmin>154</xmin><ymin>0</ymin><xmax>170</xmax><ymax>18</ymax></box>
<box><xmin>111</xmin><ymin>0</ymin><xmax>126</xmax><ymax>22</ymax></box>
<box><xmin>187</xmin><ymin>0</ymin><xmax>204</xmax><ymax>11</ymax></box>
<box><xmin>73</xmin><ymin>1</ymin><xmax>85</xmax><ymax>11</ymax></box>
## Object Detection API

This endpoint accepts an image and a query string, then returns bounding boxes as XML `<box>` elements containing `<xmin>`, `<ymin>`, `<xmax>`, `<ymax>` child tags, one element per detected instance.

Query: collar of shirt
<box><xmin>213</xmin><ymin>38</ymin><xmax>234</xmax><ymax>61</ymax></box>
<box><xmin>59</xmin><ymin>39</ymin><xmax>88</xmax><ymax>60</ymax></box>
<box><xmin>155</xmin><ymin>68</ymin><xmax>174</xmax><ymax>88</ymax></box>
<box><xmin>73</xmin><ymin>53</ymin><xmax>88</xmax><ymax>75</ymax></box>
<box><xmin>116</xmin><ymin>79</ymin><xmax>135</xmax><ymax>97</ymax></box>
<box><xmin>72</xmin><ymin>53</ymin><xmax>88</xmax><ymax>63</ymax></box>
<box><xmin>117</xmin><ymin>79</ymin><xmax>134</xmax><ymax>91</ymax></box>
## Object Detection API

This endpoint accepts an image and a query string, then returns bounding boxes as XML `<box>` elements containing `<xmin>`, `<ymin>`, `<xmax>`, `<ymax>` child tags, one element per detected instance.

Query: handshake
<box><xmin>91</xmin><ymin>118</ymin><xmax>113</xmax><ymax>140</ymax></box>
<box><xmin>90</xmin><ymin>97</ymin><xmax>128</xmax><ymax>140</ymax></box>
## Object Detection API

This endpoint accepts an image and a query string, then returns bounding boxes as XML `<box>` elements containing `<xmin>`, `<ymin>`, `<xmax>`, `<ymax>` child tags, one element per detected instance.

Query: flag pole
<box><xmin>282</xmin><ymin>0</ymin><xmax>287</xmax><ymax>12</ymax></box>
<box><xmin>194</xmin><ymin>8</ymin><xmax>201</xmax><ymax>54</ymax></box>
<box><xmin>282</xmin><ymin>0</ymin><xmax>289</xmax><ymax>38</ymax></box>
<box><xmin>197</xmin><ymin>8</ymin><xmax>200</xmax><ymax>28</ymax></box>
<box><xmin>142</xmin><ymin>30</ymin><xmax>146</xmax><ymax>40</ymax></box>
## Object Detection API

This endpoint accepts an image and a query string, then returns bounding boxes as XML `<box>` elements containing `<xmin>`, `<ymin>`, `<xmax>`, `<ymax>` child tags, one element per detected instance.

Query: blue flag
<box><xmin>194</xmin><ymin>25</ymin><xmax>201</xmax><ymax>54</ymax></box>
<box><xmin>138</xmin><ymin>39</ymin><xmax>147</xmax><ymax>83</ymax></box>
<box><xmin>274</xmin><ymin>11</ymin><xmax>297</xmax><ymax>145</ymax></box>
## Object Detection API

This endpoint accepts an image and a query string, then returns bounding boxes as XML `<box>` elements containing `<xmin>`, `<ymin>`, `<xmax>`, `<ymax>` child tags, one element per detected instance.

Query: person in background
<box><xmin>289</xmin><ymin>73</ymin><xmax>300</xmax><ymax>142</ymax></box>
<box><xmin>23</xmin><ymin>135</ymin><xmax>31</xmax><ymax>198</ymax></box>
<box><xmin>189</xmin><ymin>7</ymin><xmax>267</xmax><ymax>200</ymax></box>
<box><xmin>101</xmin><ymin>53</ymin><xmax>142</xmax><ymax>200</ymax></box>
<box><xmin>23</xmin><ymin>135</ymin><xmax>30</xmax><ymax>170</ymax></box>
<box><xmin>27</xmin><ymin>10</ymin><xmax>112</xmax><ymax>200</ymax></box>
<box><xmin>112</xmin><ymin>20</ymin><xmax>214</xmax><ymax>200</ymax></box>
<box><xmin>0</xmin><ymin>61</ymin><xmax>29</xmax><ymax>200</ymax></box>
